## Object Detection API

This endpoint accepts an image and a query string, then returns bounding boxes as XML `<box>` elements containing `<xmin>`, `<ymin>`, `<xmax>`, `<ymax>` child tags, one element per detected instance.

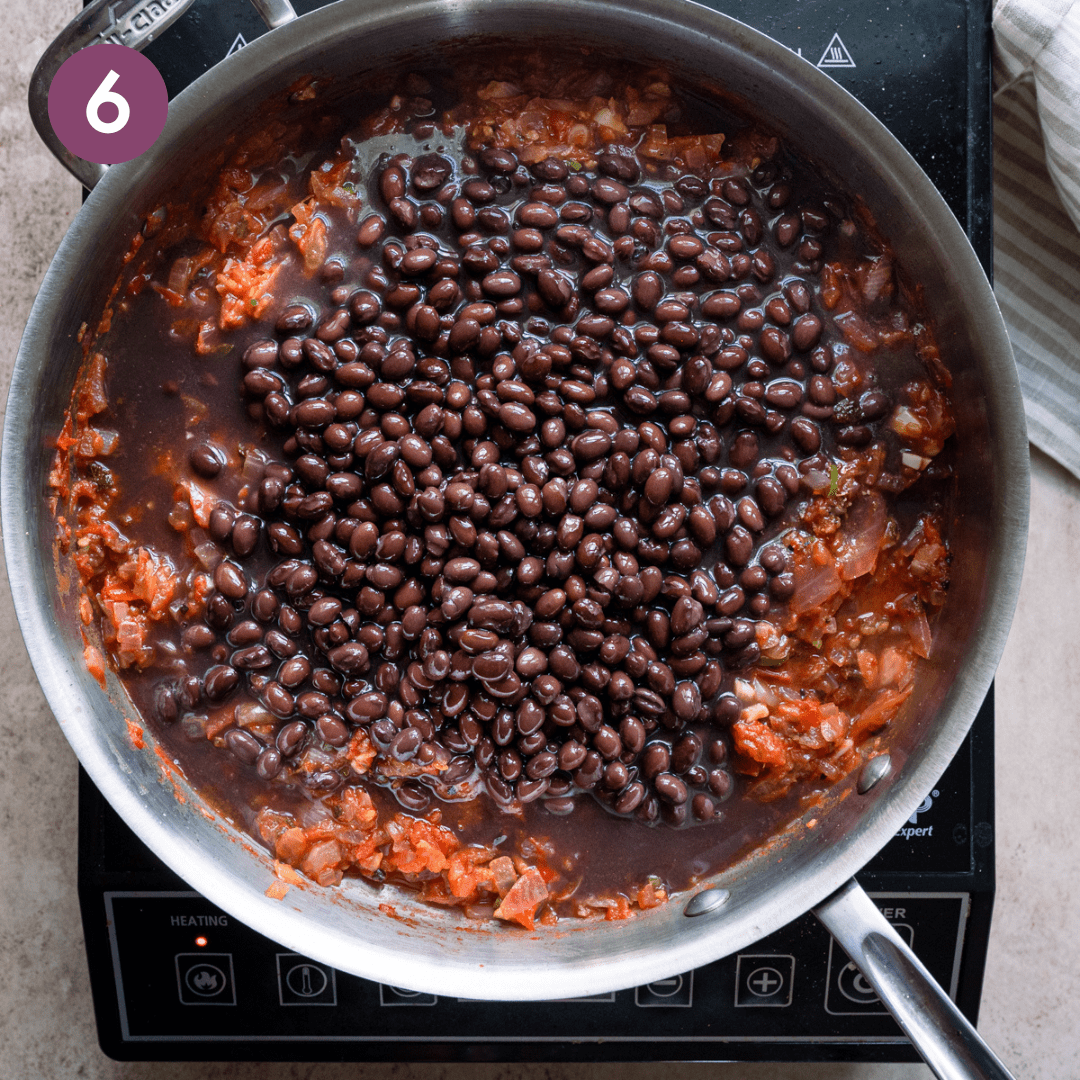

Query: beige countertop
<box><xmin>2</xmin><ymin>4</ymin><xmax>1077</xmax><ymax>1078</ymax></box>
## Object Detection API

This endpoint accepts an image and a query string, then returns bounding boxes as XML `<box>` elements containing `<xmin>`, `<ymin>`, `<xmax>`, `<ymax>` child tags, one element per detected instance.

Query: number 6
<box><xmin>86</xmin><ymin>70</ymin><xmax>130</xmax><ymax>135</ymax></box>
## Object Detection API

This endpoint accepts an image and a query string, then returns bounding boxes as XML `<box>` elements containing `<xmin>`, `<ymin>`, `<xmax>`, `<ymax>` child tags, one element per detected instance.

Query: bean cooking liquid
<box><xmin>57</xmin><ymin>51</ymin><xmax>954</xmax><ymax>924</ymax></box>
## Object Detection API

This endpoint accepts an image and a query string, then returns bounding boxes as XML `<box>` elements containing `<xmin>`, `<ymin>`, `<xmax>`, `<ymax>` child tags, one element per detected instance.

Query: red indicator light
<box><xmin>195</xmin><ymin>936</ymin><xmax>208</xmax><ymax>947</ymax></box>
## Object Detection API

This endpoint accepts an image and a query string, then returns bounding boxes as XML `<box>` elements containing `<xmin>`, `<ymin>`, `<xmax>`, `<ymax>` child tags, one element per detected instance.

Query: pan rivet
<box><xmin>683</xmin><ymin>888</ymin><xmax>730</xmax><ymax>917</ymax></box>
<box><xmin>857</xmin><ymin>754</ymin><xmax>892</xmax><ymax>794</ymax></box>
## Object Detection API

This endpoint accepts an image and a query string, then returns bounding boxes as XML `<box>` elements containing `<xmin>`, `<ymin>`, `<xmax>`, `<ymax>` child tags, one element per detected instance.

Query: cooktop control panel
<box><xmin>100</xmin><ymin>889</ymin><xmax>968</xmax><ymax>1056</ymax></box>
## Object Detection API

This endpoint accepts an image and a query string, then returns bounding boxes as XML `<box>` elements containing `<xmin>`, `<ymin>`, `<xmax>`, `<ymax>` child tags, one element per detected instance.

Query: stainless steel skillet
<box><xmin>6</xmin><ymin>1</ymin><xmax>1027</xmax><ymax>1076</ymax></box>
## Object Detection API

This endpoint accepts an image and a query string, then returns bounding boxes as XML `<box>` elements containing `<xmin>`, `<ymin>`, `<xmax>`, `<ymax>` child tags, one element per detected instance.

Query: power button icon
<box><xmin>837</xmin><ymin>963</ymin><xmax>881</xmax><ymax>1004</ymax></box>
<box><xmin>825</xmin><ymin>923</ymin><xmax>914</xmax><ymax>1015</ymax></box>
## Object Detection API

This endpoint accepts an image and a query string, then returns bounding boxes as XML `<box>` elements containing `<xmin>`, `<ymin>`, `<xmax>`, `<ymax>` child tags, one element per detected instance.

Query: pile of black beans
<box><xmin>166</xmin><ymin>135</ymin><xmax>877</xmax><ymax>829</ymax></box>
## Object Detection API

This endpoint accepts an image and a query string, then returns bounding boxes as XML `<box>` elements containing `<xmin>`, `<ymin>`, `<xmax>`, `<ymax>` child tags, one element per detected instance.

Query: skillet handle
<box><xmin>28</xmin><ymin>0</ymin><xmax>298</xmax><ymax>191</ymax></box>
<box><xmin>813</xmin><ymin>879</ymin><xmax>1014</xmax><ymax>1080</ymax></box>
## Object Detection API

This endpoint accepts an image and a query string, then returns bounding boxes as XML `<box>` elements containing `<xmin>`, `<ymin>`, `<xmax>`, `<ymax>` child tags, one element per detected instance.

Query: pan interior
<box><xmin>2</xmin><ymin>0</ymin><xmax>1026</xmax><ymax>999</ymax></box>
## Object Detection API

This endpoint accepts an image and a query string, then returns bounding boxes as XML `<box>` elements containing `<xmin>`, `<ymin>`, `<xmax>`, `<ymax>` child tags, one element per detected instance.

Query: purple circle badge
<box><xmin>47</xmin><ymin>43</ymin><xmax>168</xmax><ymax>165</ymax></box>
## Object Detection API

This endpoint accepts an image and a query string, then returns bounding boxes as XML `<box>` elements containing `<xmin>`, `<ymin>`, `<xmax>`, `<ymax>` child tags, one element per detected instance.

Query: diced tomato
<box><xmin>83</xmin><ymin>642</ymin><xmax>107</xmax><ymax>689</ymax></box>
<box><xmin>637</xmin><ymin>881</ymin><xmax>667</xmax><ymax>909</ymax></box>
<box><xmin>732</xmin><ymin>718</ymin><xmax>788</xmax><ymax>771</ymax></box>
<box><xmin>493</xmin><ymin>867</ymin><xmax>550</xmax><ymax>930</ymax></box>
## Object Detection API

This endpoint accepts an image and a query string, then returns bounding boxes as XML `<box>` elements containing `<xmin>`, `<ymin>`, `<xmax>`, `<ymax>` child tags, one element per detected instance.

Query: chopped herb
<box><xmin>827</xmin><ymin>460</ymin><xmax>839</xmax><ymax>497</ymax></box>
<box><xmin>568</xmin><ymin>160</ymin><xmax>582</xmax><ymax>171</ymax></box>
<box><xmin>342</xmin><ymin>181</ymin><xmax>358</xmax><ymax>194</ymax></box>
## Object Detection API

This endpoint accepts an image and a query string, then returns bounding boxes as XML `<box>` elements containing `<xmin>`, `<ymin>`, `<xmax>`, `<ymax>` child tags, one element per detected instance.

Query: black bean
<box><xmin>412</xmin><ymin>154</ymin><xmax>451</xmax><ymax>190</ymax></box>
<box><xmin>256</xmin><ymin>747</ymin><xmax>283</xmax><ymax>780</ymax></box>
<box><xmin>808</xmin><ymin>374</ymin><xmax>836</xmax><ymax>406</ymax></box>
<box><xmin>756</xmin><ymin>476</ymin><xmax>787</xmax><ymax>516</ymax></box>
<box><xmin>232</xmin><ymin>645</ymin><xmax>273</xmax><ymax>671</ymax></box>
<box><xmin>278</xmin><ymin>656</ymin><xmax>311</xmax><ymax>688</ymax></box>
<box><xmin>790</xmin><ymin>416</ymin><xmax>821</xmax><ymax>453</ymax></box>
<box><xmin>182</xmin><ymin>625</ymin><xmax>215</xmax><ymax>651</ymax></box>
<box><xmin>275</xmin><ymin>720</ymin><xmax>307</xmax><ymax>757</ymax></box>
<box><xmin>724</xmin><ymin>619</ymin><xmax>757</xmax><ymax>649</ymax></box>
<box><xmin>327</xmin><ymin>642</ymin><xmax>368</xmax><ymax>675</ymax></box>
<box><xmin>204</xmin><ymin>664</ymin><xmax>239</xmax><ymax>700</ymax></box>
<box><xmin>316</xmin><ymin>714</ymin><xmax>349</xmax><ymax>747</ymax></box>
<box><xmin>482</xmin><ymin>270</ymin><xmax>521</xmax><ymax>297</ymax></box>
<box><xmin>189</xmin><ymin>443</ymin><xmax>223</xmax><ymax>478</ymax></box>
<box><xmin>708</xmin><ymin>769</ymin><xmax>733</xmax><ymax>799</ymax></box>
<box><xmin>737</xmin><ymin>496</ymin><xmax>765</xmax><ymax>532</ymax></box>
<box><xmin>726</xmin><ymin>525</ymin><xmax>754</xmax><ymax>566</ymax></box>
<box><xmin>390</xmin><ymin>726</ymin><xmax>423</xmax><ymax>761</ymax></box>
<box><xmin>792</xmin><ymin>313</ymin><xmax>823</xmax><ymax>351</ymax></box>
<box><xmin>396</xmin><ymin>782</ymin><xmax>431</xmax><ymax>811</ymax></box>
<box><xmin>277</xmin><ymin>304</ymin><xmax>313</xmax><ymax>332</ymax></box>
<box><xmin>837</xmin><ymin>424</ymin><xmax>872</xmax><ymax>446</ymax></box>
<box><xmin>642</xmin><ymin>742</ymin><xmax>671</xmax><ymax>778</ymax></box>
<box><xmin>558</xmin><ymin>741</ymin><xmax>587</xmax><ymax>771</ymax></box>
<box><xmin>860</xmin><ymin>389</ymin><xmax>890</xmax><ymax>419</ymax></box>
<box><xmin>154</xmin><ymin>683</ymin><xmax>179</xmax><ymax>723</ymax></box>
<box><xmin>614</xmin><ymin>782</ymin><xmax>646</xmax><ymax>814</ymax></box>
<box><xmin>654</xmin><ymin>772</ymin><xmax>688</xmax><ymax>805</ymax></box>
<box><xmin>229</xmin><ymin>515</ymin><xmax>259</xmax><ymax>556</ymax></box>
<box><xmin>602</xmin><ymin>761</ymin><xmax>630</xmax><ymax>791</ymax></box>
<box><xmin>594</xmin><ymin>725</ymin><xmax>622</xmax><ymax>759</ymax></box>
<box><xmin>673</xmin><ymin>681</ymin><xmax>702</xmax><ymax>722</ymax></box>
<box><xmin>462</xmin><ymin>178</ymin><xmax>496</xmax><ymax>204</ymax></box>
<box><xmin>224</xmin><ymin>728</ymin><xmax>262</xmax><ymax>765</ymax></box>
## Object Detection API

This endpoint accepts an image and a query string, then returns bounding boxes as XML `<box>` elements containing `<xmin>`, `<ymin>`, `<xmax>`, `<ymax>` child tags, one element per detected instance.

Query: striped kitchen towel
<box><xmin>994</xmin><ymin>0</ymin><xmax>1080</xmax><ymax>479</ymax></box>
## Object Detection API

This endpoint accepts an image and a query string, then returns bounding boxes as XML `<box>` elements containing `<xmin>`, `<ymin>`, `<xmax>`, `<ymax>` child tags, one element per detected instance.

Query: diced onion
<box><xmin>168</xmin><ymin>256</ymin><xmax>196</xmax><ymax>296</ymax></box>
<box><xmin>194</xmin><ymin>542</ymin><xmax>222</xmax><ymax>570</ymax></box>
<box><xmin>240</xmin><ymin>445</ymin><xmax>271</xmax><ymax>480</ymax></box>
<box><xmin>235</xmin><ymin>701</ymin><xmax>275</xmax><ymax>728</ymax></box>
<box><xmin>863</xmin><ymin>255</ymin><xmax>893</xmax><ymax>302</ymax></box>
<box><xmin>890</xmin><ymin>406</ymin><xmax>925</xmax><ymax>438</ymax></box>
<box><xmin>835</xmin><ymin>491</ymin><xmax>888</xmax><ymax>581</ymax></box>
<box><xmin>790</xmin><ymin>560</ymin><xmax>841</xmax><ymax>614</ymax></box>
<box><xmin>734</xmin><ymin>678</ymin><xmax>756</xmax><ymax>702</ymax></box>
<box><xmin>906</xmin><ymin>609</ymin><xmax>933</xmax><ymax>659</ymax></box>
<box><xmin>477</xmin><ymin>80</ymin><xmax>522</xmax><ymax>100</ymax></box>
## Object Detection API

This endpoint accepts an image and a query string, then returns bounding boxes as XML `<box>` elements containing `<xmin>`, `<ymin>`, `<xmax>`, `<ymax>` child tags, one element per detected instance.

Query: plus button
<box><xmin>734</xmin><ymin>956</ymin><xmax>795</xmax><ymax>1007</ymax></box>
<box><xmin>748</xmin><ymin>967</ymin><xmax>783</xmax><ymax>996</ymax></box>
